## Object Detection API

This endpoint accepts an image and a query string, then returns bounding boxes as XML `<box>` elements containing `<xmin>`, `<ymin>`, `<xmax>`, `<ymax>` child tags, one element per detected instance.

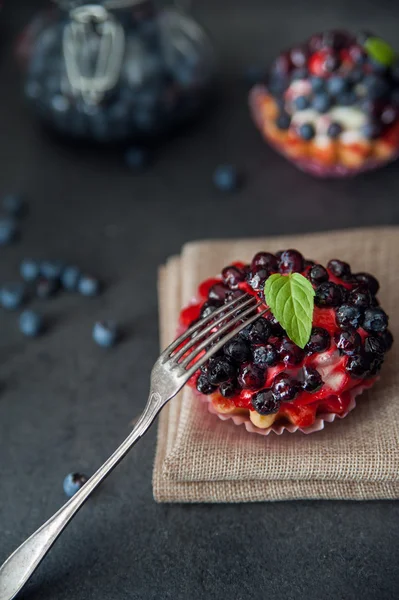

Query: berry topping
<box><xmin>251</xmin><ymin>252</ymin><xmax>278</xmax><ymax>272</ymax></box>
<box><xmin>251</xmin><ymin>389</ymin><xmax>280</xmax><ymax>415</ymax></box>
<box><xmin>354</xmin><ymin>272</ymin><xmax>380</xmax><ymax>295</ymax></box>
<box><xmin>253</xmin><ymin>343</ymin><xmax>279</xmax><ymax>367</ymax></box>
<box><xmin>327</xmin><ymin>259</ymin><xmax>351</xmax><ymax>278</ymax></box>
<box><xmin>312</xmin><ymin>92</ymin><xmax>332</xmax><ymax>113</ymax></box>
<box><xmin>348</xmin><ymin>288</ymin><xmax>371</xmax><ymax>308</ymax></box>
<box><xmin>222</xmin><ymin>265</ymin><xmax>245</xmax><ymax>288</ymax></box>
<box><xmin>272</xmin><ymin>372</ymin><xmax>300</xmax><ymax>402</ymax></box>
<box><xmin>364</xmin><ymin>335</ymin><xmax>385</xmax><ymax>355</ymax></box>
<box><xmin>242</xmin><ymin>318</ymin><xmax>271</xmax><ymax>344</ymax></box>
<box><xmin>305</xmin><ymin>327</ymin><xmax>330</xmax><ymax>353</ymax></box>
<box><xmin>327</xmin><ymin>76</ymin><xmax>348</xmax><ymax>95</ymax></box>
<box><xmin>277</xmin><ymin>338</ymin><xmax>305</xmax><ymax>366</ymax></box>
<box><xmin>336</xmin><ymin>304</ymin><xmax>364</xmax><ymax>329</ymax></box>
<box><xmin>380</xmin><ymin>330</ymin><xmax>394</xmax><ymax>352</ymax></box>
<box><xmin>346</xmin><ymin>353</ymin><xmax>370</xmax><ymax>378</ymax></box>
<box><xmin>223</xmin><ymin>338</ymin><xmax>252</xmax><ymax>362</ymax></box>
<box><xmin>363</xmin><ymin>308</ymin><xmax>388</xmax><ymax>333</ymax></box>
<box><xmin>302</xmin><ymin>366</ymin><xmax>323</xmax><ymax>392</ymax></box>
<box><xmin>246</xmin><ymin>268</ymin><xmax>269</xmax><ymax>292</ymax></box>
<box><xmin>278</xmin><ymin>249</ymin><xmax>304</xmax><ymax>274</ymax></box>
<box><xmin>294</xmin><ymin>95</ymin><xmax>311</xmax><ymax>110</ymax></box>
<box><xmin>309</xmin><ymin>264</ymin><xmax>329</xmax><ymax>284</ymax></box>
<box><xmin>335</xmin><ymin>328</ymin><xmax>362</xmax><ymax>355</ymax></box>
<box><xmin>208</xmin><ymin>357</ymin><xmax>235</xmax><ymax>385</ymax></box>
<box><xmin>315</xmin><ymin>282</ymin><xmax>345</xmax><ymax>307</ymax></box>
<box><xmin>208</xmin><ymin>283</ymin><xmax>229</xmax><ymax>303</ymax></box>
<box><xmin>238</xmin><ymin>362</ymin><xmax>265</xmax><ymax>390</ymax></box>
<box><xmin>299</xmin><ymin>123</ymin><xmax>316</xmax><ymax>140</ymax></box>
<box><xmin>196</xmin><ymin>374</ymin><xmax>217</xmax><ymax>395</ymax></box>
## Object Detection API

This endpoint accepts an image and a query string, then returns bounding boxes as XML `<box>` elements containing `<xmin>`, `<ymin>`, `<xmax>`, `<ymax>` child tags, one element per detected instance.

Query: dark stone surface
<box><xmin>1</xmin><ymin>2</ymin><xmax>399</xmax><ymax>599</ymax></box>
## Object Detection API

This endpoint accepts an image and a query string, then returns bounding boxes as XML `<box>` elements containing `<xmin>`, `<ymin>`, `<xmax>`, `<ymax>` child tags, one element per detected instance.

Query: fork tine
<box><xmin>184</xmin><ymin>308</ymin><xmax>269</xmax><ymax>379</ymax></box>
<box><xmin>162</xmin><ymin>292</ymin><xmax>252</xmax><ymax>359</ymax></box>
<box><xmin>171</xmin><ymin>295</ymin><xmax>258</xmax><ymax>362</ymax></box>
<box><xmin>179</xmin><ymin>301</ymin><xmax>264</xmax><ymax>370</ymax></box>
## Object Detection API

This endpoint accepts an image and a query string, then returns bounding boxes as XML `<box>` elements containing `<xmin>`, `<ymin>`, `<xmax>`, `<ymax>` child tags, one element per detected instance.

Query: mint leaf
<box><xmin>364</xmin><ymin>37</ymin><xmax>396</xmax><ymax>66</ymax></box>
<box><xmin>264</xmin><ymin>273</ymin><xmax>315</xmax><ymax>349</ymax></box>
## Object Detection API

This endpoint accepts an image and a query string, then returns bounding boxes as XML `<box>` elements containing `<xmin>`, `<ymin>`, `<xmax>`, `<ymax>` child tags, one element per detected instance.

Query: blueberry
<box><xmin>208</xmin><ymin>357</ymin><xmax>235</xmax><ymax>385</ymax></box>
<box><xmin>0</xmin><ymin>216</ymin><xmax>18</xmax><ymax>246</ymax></box>
<box><xmin>61</xmin><ymin>265</ymin><xmax>81</xmax><ymax>291</ymax></box>
<box><xmin>302</xmin><ymin>366</ymin><xmax>323</xmax><ymax>392</ymax></box>
<box><xmin>246</xmin><ymin>268</ymin><xmax>268</xmax><ymax>292</ymax></box>
<box><xmin>315</xmin><ymin>282</ymin><xmax>345</xmax><ymax>307</ymax></box>
<box><xmin>348</xmin><ymin>288</ymin><xmax>371</xmax><ymax>308</ymax></box>
<box><xmin>0</xmin><ymin>283</ymin><xmax>25</xmax><ymax>310</ymax></box>
<box><xmin>223</xmin><ymin>338</ymin><xmax>251</xmax><ymax>362</ymax></box>
<box><xmin>298</xmin><ymin>123</ymin><xmax>315</xmax><ymax>140</ymax></box>
<box><xmin>336</xmin><ymin>91</ymin><xmax>357</xmax><ymax>106</ymax></box>
<box><xmin>335</xmin><ymin>328</ymin><xmax>362</xmax><ymax>355</ymax></box>
<box><xmin>327</xmin><ymin>259</ymin><xmax>351</xmax><ymax>278</ymax></box>
<box><xmin>278</xmin><ymin>249</ymin><xmax>304</xmax><ymax>274</ymax></box>
<box><xmin>251</xmin><ymin>389</ymin><xmax>280</xmax><ymax>415</ymax></box>
<box><xmin>213</xmin><ymin>165</ymin><xmax>239</xmax><ymax>192</ymax></box>
<box><xmin>124</xmin><ymin>146</ymin><xmax>150</xmax><ymax>170</ymax></box>
<box><xmin>20</xmin><ymin>258</ymin><xmax>40</xmax><ymax>282</ymax></box>
<box><xmin>200</xmin><ymin>301</ymin><xmax>222</xmax><ymax>319</ymax></box>
<box><xmin>220</xmin><ymin>380</ymin><xmax>238</xmax><ymax>398</ymax></box>
<box><xmin>310</xmin><ymin>76</ymin><xmax>325</xmax><ymax>92</ymax></box>
<box><xmin>361</xmin><ymin>121</ymin><xmax>383</xmax><ymax>140</ymax></box>
<box><xmin>93</xmin><ymin>321</ymin><xmax>119</xmax><ymax>348</ymax></box>
<box><xmin>251</xmin><ymin>252</ymin><xmax>278</xmax><ymax>272</ymax></box>
<box><xmin>354</xmin><ymin>272</ymin><xmax>379</xmax><ymax>295</ymax></box>
<box><xmin>238</xmin><ymin>362</ymin><xmax>265</xmax><ymax>390</ymax></box>
<box><xmin>208</xmin><ymin>283</ymin><xmax>229</xmax><ymax>303</ymax></box>
<box><xmin>364</xmin><ymin>336</ymin><xmax>385</xmax><ymax>356</ymax></box>
<box><xmin>336</xmin><ymin>304</ymin><xmax>364</xmax><ymax>329</ymax></box>
<box><xmin>363</xmin><ymin>75</ymin><xmax>390</xmax><ymax>99</ymax></box>
<box><xmin>63</xmin><ymin>473</ymin><xmax>88</xmax><ymax>498</ymax></box>
<box><xmin>305</xmin><ymin>327</ymin><xmax>330</xmax><ymax>353</ymax></box>
<box><xmin>363</xmin><ymin>308</ymin><xmax>388</xmax><ymax>333</ymax></box>
<box><xmin>367</xmin><ymin>353</ymin><xmax>384</xmax><ymax>376</ymax></box>
<box><xmin>379</xmin><ymin>330</ymin><xmax>394</xmax><ymax>352</ymax></box>
<box><xmin>3</xmin><ymin>194</ymin><xmax>26</xmax><ymax>217</ymax></box>
<box><xmin>346</xmin><ymin>353</ymin><xmax>370</xmax><ymax>378</ymax></box>
<box><xmin>327</xmin><ymin>122</ymin><xmax>343</xmax><ymax>138</ymax></box>
<box><xmin>40</xmin><ymin>260</ymin><xmax>64</xmax><ymax>280</ymax></box>
<box><xmin>272</xmin><ymin>372</ymin><xmax>300</xmax><ymax>402</ymax></box>
<box><xmin>327</xmin><ymin>76</ymin><xmax>348</xmax><ymax>95</ymax></box>
<box><xmin>294</xmin><ymin>95</ymin><xmax>310</xmax><ymax>110</ymax></box>
<box><xmin>277</xmin><ymin>338</ymin><xmax>305</xmax><ymax>366</ymax></box>
<box><xmin>312</xmin><ymin>93</ymin><xmax>332</xmax><ymax>113</ymax></box>
<box><xmin>36</xmin><ymin>277</ymin><xmax>59</xmax><ymax>299</ymax></box>
<box><xmin>78</xmin><ymin>275</ymin><xmax>101</xmax><ymax>297</ymax></box>
<box><xmin>348</xmin><ymin>68</ymin><xmax>364</xmax><ymax>84</ymax></box>
<box><xmin>221</xmin><ymin>266</ymin><xmax>245</xmax><ymax>288</ymax></box>
<box><xmin>19</xmin><ymin>310</ymin><xmax>43</xmax><ymax>337</ymax></box>
<box><xmin>309</xmin><ymin>264</ymin><xmax>329</xmax><ymax>284</ymax></box>
<box><xmin>276</xmin><ymin>112</ymin><xmax>291</xmax><ymax>130</ymax></box>
<box><xmin>253</xmin><ymin>343</ymin><xmax>278</xmax><ymax>367</ymax></box>
<box><xmin>196</xmin><ymin>373</ymin><xmax>217</xmax><ymax>395</ymax></box>
<box><xmin>244</xmin><ymin>318</ymin><xmax>271</xmax><ymax>344</ymax></box>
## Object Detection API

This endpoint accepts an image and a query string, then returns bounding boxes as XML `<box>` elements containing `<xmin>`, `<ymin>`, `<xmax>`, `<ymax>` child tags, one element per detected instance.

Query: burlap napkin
<box><xmin>153</xmin><ymin>228</ymin><xmax>399</xmax><ymax>503</ymax></box>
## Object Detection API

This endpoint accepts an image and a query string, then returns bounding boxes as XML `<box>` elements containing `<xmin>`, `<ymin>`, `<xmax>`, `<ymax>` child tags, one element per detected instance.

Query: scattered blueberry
<box><xmin>20</xmin><ymin>258</ymin><xmax>40</xmax><ymax>282</ymax></box>
<box><xmin>251</xmin><ymin>252</ymin><xmax>279</xmax><ymax>272</ymax></box>
<box><xmin>327</xmin><ymin>122</ymin><xmax>343</xmax><ymax>138</ymax></box>
<box><xmin>336</xmin><ymin>304</ymin><xmax>364</xmax><ymax>329</ymax></box>
<box><xmin>19</xmin><ymin>310</ymin><xmax>43</xmax><ymax>337</ymax></box>
<box><xmin>335</xmin><ymin>328</ymin><xmax>361</xmax><ymax>355</ymax></box>
<box><xmin>63</xmin><ymin>472</ymin><xmax>88</xmax><ymax>497</ymax></box>
<box><xmin>238</xmin><ymin>362</ymin><xmax>265</xmax><ymax>390</ymax></box>
<box><xmin>302</xmin><ymin>366</ymin><xmax>323</xmax><ymax>392</ymax></box>
<box><xmin>364</xmin><ymin>335</ymin><xmax>385</xmax><ymax>356</ymax></box>
<box><xmin>246</xmin><ymin>268</ymin><xmax>269</xmax><ymax>293</ymax></box>
<box><xmin>346</xmin><ymin>353</ymin><xmax>370</xmax><ymax>378</ymax></box>
<box><xmin>361</xmin><ymin>121</ymin><xmax>383</xmax><ymax>139</ymax></box>
<box><xmin>253</xmin><ymin>343</ymin><xmax>278</xmax><ymax>367</ymax></box>
<box><xmin>207</xmin><ymin>357</ymin><xmax>235</xmax><ymax>385</ymax></box>
<box><xmin>312</xmin><ymin>93</ymin><xmax>332</xmax><ymax>113</ymax></box>
<box><xmin>305</xmin><ymin>327</ymin><xmax>330</xmax><ymax>353</ymax></box>
<box><xmin>124</xmin><ymin>146</ymin><xmax>150</xmax><ymax>170</ymax></box>
<box><xmin>243</xmin><ymin>318</ymin><xmax>271</xmax><ymax>344</ymax></box>
<box><xmin>294</xmin><ymin>95</ymin><xmax>310</xmax><ymax>110</ymax></box>
<box><xmin>379</xmin><ymin>330</ymin><xmax>393</xmax><ymax>352</ymax></box>
<box><xmin>298</xmin><ymin>123</ymin><xmax>315</xmax><ymax>140</ymax></box>
<box><xmin>336</xmin><ymin>90</ymin><xmax>357</xmax><ymax>106</ymax></box>
<box><xmin>208</xmin><ymin>283</ymin><xmax>229</xmax><ymax>303</ymax></box>
<box><xmin>272</xmin><ymin>372</ymin><xmax>300</xmax><ymax>402</ymax></box>
<box><xmin>40</xmin><ymin>260</ymin><xmax>64</xmax><ymax>280</ymax></box>
<box><xmin>36</xmin><ymin>277</ymin><xmax>59</xmax><ymax>299</ymax></box>
<box><xmin>348</xmin><ymin>288</ymin><xmax>371</xmax><ymax>308</ymax></box>
<box><xmin>279</xmin><ymin>249</ymin><xmax>304</xmax><ymax>273</ymax></box>
<box><xmin>277</xmin><ymin>338</ymin><xmax>305</xmax><ymax>366</ymax></box>
<box><xmin>223</xmin><ymin>338</ymin><xmax>251</xmax><ymax>362</ymax></box>
<box><xmin>327</xmin><ymin>76</ymin><xmax>348</xmax><ymax>95</ymax></box>
<box><xmin>251</xmin><ymin>389</ymin><xmax>280</xmax><ymax>415</ymax></box>
<box><xmin>221</xmin><ymin>265</ymin><xmax>245</xmax><ymax>288</ymax></box>
<box><xmin>93</xmin><ymin>321</ymin><xmax>119</xmax><ymax>348</ymax></box>
<box><xmin>3</xmin><ymin>194</ymin><xmax>26</xmax><ymax>218</ymax></box>
<box><xmin>220</xmin><ymin>380</ymin><xmax>238</xmax><ymax>398</ymax></box>
<box><xmin>315</xmin><ymin>282</ymin><xmax>345</xmax><ymax>307</ymax></box>
<box><xmin>196</xmin><ymin>373</ymin><xmax>217</xmax><ymax>395</ymax></box>
<box><xmin>363</xmin><ymin>308</ymin><xmax>388</xmax><ymax>333</ymax></box>
<box><xmin>309</xmin><ymin>264</ymin><xmax>329</xmax><ymax>284</ymax></box>
<box><xmin>0</xmin><ymin>283</ymin><xmax>25</xmax><ymax>310</ymax></box>
<box><xmin>327</xmin><ymin>259</ymin><xmax>351</xmax><ymax>278</ymax></box>
<box><xmin>276</xmin><ymin>112</ymin><xmax>291</xmax><ymax>130</ymax></box>
<box><xmin>310</xmin><ymin>76</ymin><xmax>325</xmax><ymax>92</ymax></box>
<box><xmin>363</xmin><ymin>74</ymin><xmax>390</xmax><ymax>99</ymax></box>
<box><xmin>0</xmin><ymin>216</ymin><xmax>18</xmax><ymax>246</ymax></box>
<box><xmin>354</xmin><ymin>272</ymin><xmax>380</xmax><ymax>295</ymax></box>
<box><xmin>78</xmin><ymin>275</ymin><xmax>101</xmax><ymax>297</ymax></box>
<box><xmin>213</xmin><ymin>165</ymin><xmax>239</xmax><ymax>192</ymax></box>
<box><xmin>61</xmin><ymin>265</ymin><xmax>81</xmax><ymax>291</ymax></box>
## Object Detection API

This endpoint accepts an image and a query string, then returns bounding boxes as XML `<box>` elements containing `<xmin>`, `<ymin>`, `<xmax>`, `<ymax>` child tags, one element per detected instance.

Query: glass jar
<box><xmin>19</xmin><ymin>0</ymin><xmax>215</xmax><ymax>142</ymax></box>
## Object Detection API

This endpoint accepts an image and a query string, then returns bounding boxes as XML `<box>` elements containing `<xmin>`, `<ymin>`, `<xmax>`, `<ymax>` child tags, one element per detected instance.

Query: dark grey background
<box><xmin>1</xmin><ymin>1</ymin><xmax>399</xmax><ymax>599</ymax></box>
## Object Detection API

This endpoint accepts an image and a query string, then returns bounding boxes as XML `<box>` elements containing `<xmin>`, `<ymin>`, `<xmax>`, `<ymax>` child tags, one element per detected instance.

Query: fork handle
<box><xmin>0</xmin><ymin>392</ymin><xmax>163</xmax><ymax>600</ymax></box>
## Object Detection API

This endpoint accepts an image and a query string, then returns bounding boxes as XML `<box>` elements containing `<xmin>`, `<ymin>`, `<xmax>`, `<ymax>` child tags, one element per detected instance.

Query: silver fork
<box><xmin>0</xmin><ymin>292</ymin><xmax>267</xmax><ymax>600</ymax></box>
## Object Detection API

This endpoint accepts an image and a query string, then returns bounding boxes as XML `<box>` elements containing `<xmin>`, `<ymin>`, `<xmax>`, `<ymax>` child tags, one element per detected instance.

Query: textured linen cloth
<box><xmin>153</xmin><ymin>228</ymin><xmax>399</xmax><ymax>503</ymax></box>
